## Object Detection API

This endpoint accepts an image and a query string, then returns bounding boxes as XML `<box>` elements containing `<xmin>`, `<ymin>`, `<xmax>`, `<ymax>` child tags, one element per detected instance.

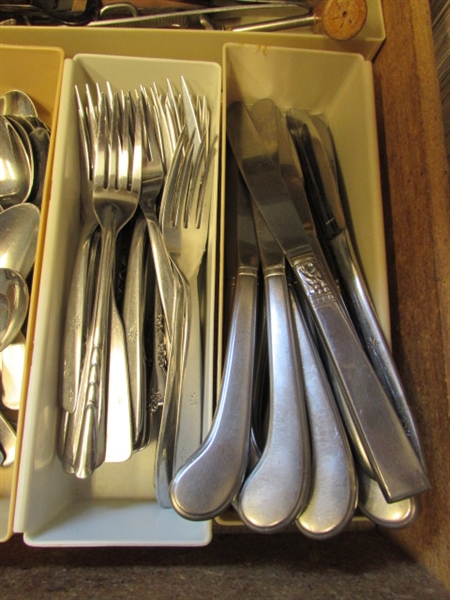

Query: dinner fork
<box><xmin>159</xmin><ymin>128</ymin><xmax>217</xmax><ymax>474</ymax></box>
<box><xmin>73</xmin><ymin>92</ymin><xmax>142</xmax><ymax>478</ymax></box>
<box><xmin>138</xmin><ymin>87</ymin><xmax>176</xmax><ymax>340</ymax></box>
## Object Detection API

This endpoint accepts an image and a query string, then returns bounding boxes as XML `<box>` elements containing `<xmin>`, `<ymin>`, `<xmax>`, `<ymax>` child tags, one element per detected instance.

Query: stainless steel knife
<box><xmin>248</xmin><ymin>98</ymin><xmax>357</xmax><ymax>536</ymax></box>
<box><xmin>236</xmin><ymin>200</ymin><xmax>311</xmax><ymax>533</ymax></box>
<box><xmin>170</xmin><ymin>149</ymin><xmax>259</xmax><ymax>520</ymax></box>
<box><xmin>226</xmin><ymin>101</ymin><xmax>429</xmax><ymax>503</ymax></box>
<box><xmin>287</xmin><ymin>107</ymin><xmax>426</xmax><ymax>470</ymax></box>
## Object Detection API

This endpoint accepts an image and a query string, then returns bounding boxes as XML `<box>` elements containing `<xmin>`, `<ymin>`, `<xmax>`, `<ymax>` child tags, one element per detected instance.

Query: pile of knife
<box><xmin>168</xmin><ymin>98</ymin><xmax>430</xmax><ymax>537</ymax></box>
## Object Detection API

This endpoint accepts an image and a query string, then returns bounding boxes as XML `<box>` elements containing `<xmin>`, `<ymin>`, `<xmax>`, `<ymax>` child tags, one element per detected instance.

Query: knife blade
<box><xmin>236</xmin><ymin>199</ymin><xmax>311</xmax><ymax>533</ymax></box>
<box><xmin>226</xmin><ymin>101</ymin><xmax>429</xmax><ymax>503</ymax></box>
<box><xmin>170</xmin><ymin>147</ymin><xmax>259</xmax><ymax>520</ymax></box>
<box><xmin>287</xmin><ymin>108</ymin><xmax>426</xmax><ymax>470</ymax></box>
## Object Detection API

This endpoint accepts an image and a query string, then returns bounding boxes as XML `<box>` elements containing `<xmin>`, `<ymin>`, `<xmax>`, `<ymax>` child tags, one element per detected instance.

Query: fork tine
<box><xmin>184</xmin><ymin>133</ymin><xmax>206</xmax><ymax>227</ymax></box>
<box><xmin>94</xmin><ymin>92</ymin><xmax>108</xmax><ymax>190</ymax></box>
<box><xmin>132</xmin><ymin>93</ymin><xmax>143</xmax><ymax>196</ymax></box>
<box><xmin>166</xmin><ymin>78</ymin><xmax>183</xmax><ymax>137</ymax></box>
<box><xmin>74</xmin><ymin>86</ymin><xmax>92</xmax><ymax>181</ymax></box>
<box><xmin>150</xmin><ymin>83</ymin><xmax>173</xmax><ymax>170</ymax></box>
<box><xmin>194</xmin><ymin>134</ymin><xmax>218</xmax><ymax>229</ymax></box>
<box><xmin>159</xmin><ymin>128</ymin><xmax>187</xmax><ymax>229</ymax></box>
<box><xmin>173</xmin><ymin>137</ymin><xmax>195</xmax><ymax>227</ymax></box>
<box><xmin>109</xmin><ymin>93</ymin><xmax>120</xmax><ymax>190</ymax></box>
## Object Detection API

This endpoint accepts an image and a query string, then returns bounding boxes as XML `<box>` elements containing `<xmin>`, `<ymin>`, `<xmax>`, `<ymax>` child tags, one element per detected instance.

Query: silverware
<box><xmin>248</xmin><ymin>98</ymin><xmax>356</xmax><ymax>536</ymax></box>
<box><xmin>289</xmin><ymin>285</ymin><xmax>357</xmax><ymax>538</ymax></box>
<box><xmin>170</xmin><ymin>152</ymin><xmax>259</xmax><ymax>520</ymax></box>
<box><xmin>236</xmin><ymin>203</ymin><xmax>311</xmax><ymax>532</ymax></box>
<box><xmin>357</xmin><ymin>463</ymin><xmax>418</xmax><ymax>529</ymax></box>
<box><xmin>287</xmin><ymin>108</ymin><xmax>427</xmax><ymax>470</ymax></box>
<box><xmin>0</xmin><ymin>411</ymin><xmax>16</xmax><ymax>467</ymax></box>
<box><xmin>160</xmin><ymin>125</ymin><xmax>217</xmax><ymax>475</ymax></box>
<box><xmin>226</xmin><ymin>101</ymin><xmax>429</xmax><ymax>503</ymax></box>
<box><xmin>122</xmin><ymin>211</ymin><xmax>149</xmax><ymax>450</ymax></box>
<box><xmin>73</xmin><ymin>92</ymin><xmax>141</xmax><ymax>478</ymax></box>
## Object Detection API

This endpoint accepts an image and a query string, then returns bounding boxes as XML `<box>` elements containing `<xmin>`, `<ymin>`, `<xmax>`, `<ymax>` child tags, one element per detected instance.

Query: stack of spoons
<box><xmin>0</xmin><ymin>89</ymin><xmax>47</xmax><ymax>466</ymax></box>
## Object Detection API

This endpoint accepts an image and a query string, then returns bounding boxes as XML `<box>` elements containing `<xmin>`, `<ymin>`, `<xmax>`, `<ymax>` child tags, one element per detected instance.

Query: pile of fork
<box><xmin>57</xmin><ymin>78</ymin><xmax>216</xmax><ymax>502</ymax></box>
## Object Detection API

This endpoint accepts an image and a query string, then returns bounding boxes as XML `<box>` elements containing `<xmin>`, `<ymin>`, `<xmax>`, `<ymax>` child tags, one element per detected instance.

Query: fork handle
<box><xmin>145</xmin><ymin>217</ymin><xmax>176</xmax><ymax>341</ymax></box>
<box><xmin>174</xmin><ymin>276</ymin><xmax>203</xmax><ymax>473</ymax></box>
<box><xmin>155</xmin><ymin>268</ymin><xmax>187</xmax><ymax>507</ymax></box>
<box><xmin>73</xmin><ymin>216</ymin><xmax>117</xmax><ymax>478</ymax></box>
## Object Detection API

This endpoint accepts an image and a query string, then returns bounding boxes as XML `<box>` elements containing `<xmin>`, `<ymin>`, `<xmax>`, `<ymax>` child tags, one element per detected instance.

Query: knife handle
<box><xmin>290</xmin><ymin>251</ymin><xmax>430</xmax><ymax>502</ymax></box>
<box><xmin>170</xmin><ymin>268</ymin><xmax>258</xmax><ymax>520</ymax></box>
<box><xmin>288</xmin><ymin>286</ymin><xmax>357</xmax><ymax>539</ymax></box>
<box><xmin>237</xmin><ymin>266</ymin><xmax>310</xmax><ymax>532</ymax></box>
<box><xmin>330</xmin><ymin>231</ymin><xmax>426</xmax><ymax>468</ymax></box>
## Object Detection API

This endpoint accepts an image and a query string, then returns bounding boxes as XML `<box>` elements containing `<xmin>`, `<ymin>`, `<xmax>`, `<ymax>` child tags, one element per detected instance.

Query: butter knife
<box><xmin>287</xmin><ymin>108</ymin><xmax>426</xmax><ymax>469</ymax></box>
<box><xmin>227</xmin><ymin>101</ymin><xmax>429</xmax><ymax>503</ymax></box>
<box><xmin>170</xmin><ymin>150</ymin><xmax>259</xmax><ymax>520</ymax></box>
<box><xmin>236</xmin><ymin>202</ymin><xmax>311</xmax><ymax>533</ymax></box>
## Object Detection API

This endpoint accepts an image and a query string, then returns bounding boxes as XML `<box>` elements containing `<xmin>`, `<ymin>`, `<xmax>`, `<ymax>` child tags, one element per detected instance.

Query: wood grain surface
<box><xmin>373</xmin><ymin>0</ymin><xmax>450</xmax><ymax>589</ymax></box>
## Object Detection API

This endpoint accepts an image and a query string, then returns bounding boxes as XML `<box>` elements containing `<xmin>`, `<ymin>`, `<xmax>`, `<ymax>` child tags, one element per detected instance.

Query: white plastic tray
<box><xmin>14</xmin><ymin>53</ymin><xmax>221</xmax><ymax>546</ymax></box>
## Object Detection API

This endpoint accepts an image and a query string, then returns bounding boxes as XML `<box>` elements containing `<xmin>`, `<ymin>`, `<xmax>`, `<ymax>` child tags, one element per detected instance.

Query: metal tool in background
<box><xmin>87</xmin><ymin>0</ymin><xmax>367</xmax><ymax>40</ymax></box>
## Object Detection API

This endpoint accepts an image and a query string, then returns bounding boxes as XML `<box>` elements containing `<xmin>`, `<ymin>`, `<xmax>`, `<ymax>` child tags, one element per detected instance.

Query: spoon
<box><xmin>0</xmin><ymin>268</ymin><xmax>29</xmax><ymax>352</ymax></box>
<box><xmin>0</xmin><ymin>115</ymin><xmax>33</xmax><ymax>209</ymax></box>
<box><xmin>0</xmin><ymin>203</ymin><xmax>40</xmax><ymax>277</ymax></box>
<box><xmin>0</xmin><ymin>411</ymin><xmax>16</xmax><ymax>467</ymax></box>
<box><xmin>0</xmin><ymin>89</ymin><xmax>38</xmax><ymax>119</ymax></box>
<box><xmin>0</xmin><ymin>331</ymin><xmax>26</xmax><ymax>410</ymax></box>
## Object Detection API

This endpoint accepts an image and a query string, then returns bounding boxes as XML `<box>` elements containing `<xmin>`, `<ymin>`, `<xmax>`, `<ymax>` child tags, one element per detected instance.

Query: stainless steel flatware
<box><xmin>289</xmin><ymin>285</ymin><xmax>357</xmax><ymax>538</ymax></box>
<box><xmin>236</xmin><ymin>203</ymin><xmax>311</xmax><ymax>533</ymax></box>
<box><xmin>0</xmin><ymin>411</ymin><xmax>16</xmax><ymax>467</ymax></box>
<box><xmin>248</xmin><ymin>98</ymin><xmax>356</xmax><ymax>536</ymax></box>
<box><xmin>170</xmin><ymin>151</ymin><xmax>259</xmax><ymax>520</ymax></box>
<box><xmin>357</xmin><ymin>463</ymin><xmax>418</xmax><ymax>529</ymax></box>
<box><xmin>286</xmin><ymin>108</ymin><xmax>427</xmax><ymax>470</ymax></box>
<box><xmin>122</xmin><ymin>211</ymin><xmax>149</xmax><ymax>450</ymax></box>
<box><xmin>72</xmin><ymin>92</ymin><xmax>141</xmax><ymax>478</ymax></box>
<box><xmin>227</xmin><ymin>100</ymin><xmax>429</xmax><ymax>503</ymax></box>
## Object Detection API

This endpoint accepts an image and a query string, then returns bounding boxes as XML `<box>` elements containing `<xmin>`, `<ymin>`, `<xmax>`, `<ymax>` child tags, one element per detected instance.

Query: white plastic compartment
<box><xmin>14</xmin><ymin>54</ymin><xmax>221</xmax><ymax>546</ymax></box>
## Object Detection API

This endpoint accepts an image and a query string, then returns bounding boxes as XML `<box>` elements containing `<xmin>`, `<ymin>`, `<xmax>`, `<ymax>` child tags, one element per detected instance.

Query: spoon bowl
<box><xmin>0</xmin><ymin>89</ymin><xmax>38</xmax><ymax>119</ymax></box>
<box><xmin>0</xmin><ymin>268</ymin><xmax>29</xmax><ymax>352</ymax></box>
<box><xmin>0</xmin><ymin>203</ymin><xmax>40</xmax><ymax>278</ymax></box>
<box><xmin>0</xmin><ymin>115</ymin><xmax>33</xmax><ymax>209</ymax></box>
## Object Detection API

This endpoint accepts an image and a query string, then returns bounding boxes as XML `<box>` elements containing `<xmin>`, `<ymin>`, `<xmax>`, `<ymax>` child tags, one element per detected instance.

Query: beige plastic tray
<box><xmin>216</xmin><ymin>43</ymin><xmax>389</xmax><ymax>527</ymax></box>
<box><xmin>0</xmin><ymin>44</ymin><xmax>64</xmax><ymax>542</ymax></box>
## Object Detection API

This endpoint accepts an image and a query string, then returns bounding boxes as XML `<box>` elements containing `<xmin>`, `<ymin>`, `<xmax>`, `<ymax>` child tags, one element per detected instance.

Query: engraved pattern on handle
<box><xmin>291</xmin><ymin>252</ymin><xmax>430</xmax><ymax>502</ymax></box>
